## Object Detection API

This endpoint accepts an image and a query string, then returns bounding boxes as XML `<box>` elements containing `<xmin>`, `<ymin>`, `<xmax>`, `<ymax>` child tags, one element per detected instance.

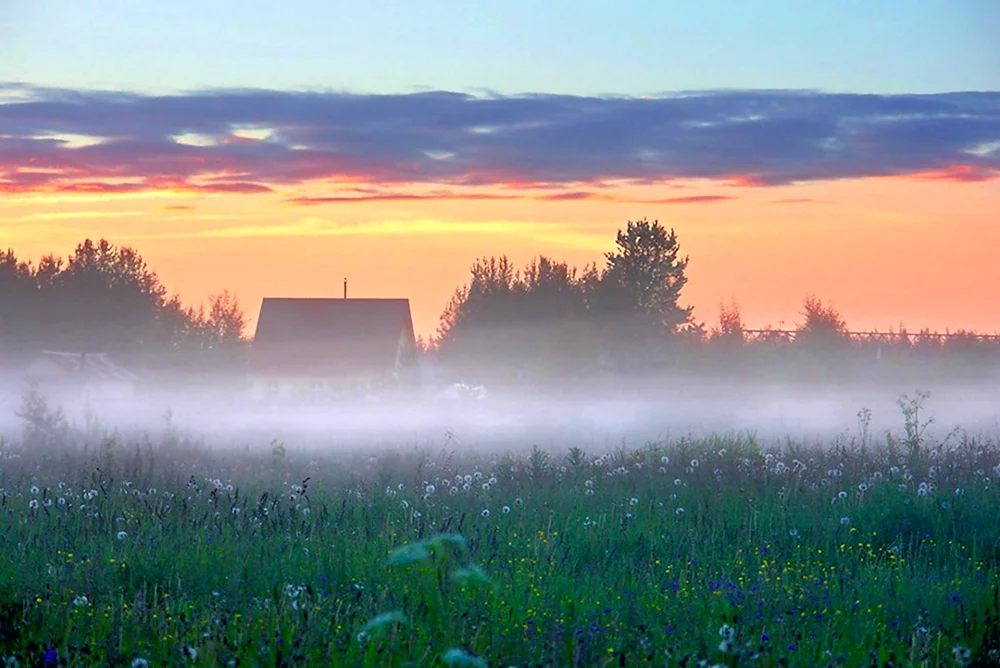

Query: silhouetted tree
<box><xmin>710</xmin><ymin>298</ymin><xmax>745</xmax><ymax>345</ymax></box>
<box><xmin>597</xmin><ymin>218</ymin><xmax>693</xmax><ymax>336</ymax></box>
<box><xmin>0</xmin><ymin>249</ymin><xmax>38</xmax><ymax>353</ymax></box>
<box><xmin>436</xmin><ymin>255</ymin><xmax>520</xmax><ymax>354</ymax></box>
<box><xmin>435</xmin><ymin>255</ymin><xmax>599</xmax><ymax>381</ymax></box>
<box><xmin>41</xmin><ymin>239</ymin><xmax>169</xmax><ymax>354</ymax></box>
<box><xmin>203</xmin><ymin>290</ymin><xmax>248</xmax><ymax>347</ymax></box>
<box><xmin>795</xmin><ymin>295</ymin><xmax>848</xmax><ymax>349</ymax></box>
<box><xmin>0</xmin><ymin>239</ymin><xmax>247</xmax><ymax>374</ymax></box>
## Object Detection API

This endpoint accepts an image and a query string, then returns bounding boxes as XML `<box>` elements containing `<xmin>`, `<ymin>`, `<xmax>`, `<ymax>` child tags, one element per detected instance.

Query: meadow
<box><xmin>2</xmin><ymin>394</ymin><xmax>1000</xmax><ymax>666</ymax></box>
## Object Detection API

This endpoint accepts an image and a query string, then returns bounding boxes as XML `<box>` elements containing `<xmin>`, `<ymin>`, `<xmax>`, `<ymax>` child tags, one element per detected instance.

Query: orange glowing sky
<box><xmin>3</xmin><ymin>173</ymin><xmax>998</xmax><ymax>338</ymax></box>
<box><xmin>3</xmin><ymin>1</ymin><xmax>999</xmax><ymax>340</ymax></box>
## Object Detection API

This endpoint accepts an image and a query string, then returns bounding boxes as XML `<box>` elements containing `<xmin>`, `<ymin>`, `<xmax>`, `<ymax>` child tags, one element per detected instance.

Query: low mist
<box><xmin>3</xmin><ymin>371</ymin><xmax>999</xmax><ymax>455</ymax></box>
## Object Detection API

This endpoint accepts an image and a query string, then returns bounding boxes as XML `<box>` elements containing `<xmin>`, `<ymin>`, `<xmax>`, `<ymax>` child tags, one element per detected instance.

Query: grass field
<box><xmin>2</xmin><ymin>400</ymin><xmax>1000</xmax><ymax>666</ymax></box>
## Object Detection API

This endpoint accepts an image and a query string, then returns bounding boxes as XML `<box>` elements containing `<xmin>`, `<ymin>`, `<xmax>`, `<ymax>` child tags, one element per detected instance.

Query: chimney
<box><xmin>343</xmin><ymin>277</ymin><xmax>347</xmax><ymax>299</ymax></box>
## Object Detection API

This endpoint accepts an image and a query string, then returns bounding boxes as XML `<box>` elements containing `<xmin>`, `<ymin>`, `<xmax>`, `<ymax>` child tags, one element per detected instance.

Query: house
<box><xmin>249</xmin><ymin>297</ymin><xmax>420</xmax><ymax>402</ymax></box>
<box><xmin>21</xmin><ymin>351</ymin><xmax>140</xmax><ymax>403</ymax></box>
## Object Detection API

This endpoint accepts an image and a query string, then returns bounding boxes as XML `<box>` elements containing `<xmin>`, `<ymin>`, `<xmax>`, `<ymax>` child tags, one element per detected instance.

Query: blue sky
<box><xmin>3</xmin><ymin>0</ymin><xmax>998</xmax><ymax>95</ymax></box>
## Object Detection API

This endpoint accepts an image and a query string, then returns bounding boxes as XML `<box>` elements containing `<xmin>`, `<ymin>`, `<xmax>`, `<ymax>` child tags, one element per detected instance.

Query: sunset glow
<box><xmin>3</xmin><ymin>1</ymin><xmax>998</xmax><ymax>339</ymax></box>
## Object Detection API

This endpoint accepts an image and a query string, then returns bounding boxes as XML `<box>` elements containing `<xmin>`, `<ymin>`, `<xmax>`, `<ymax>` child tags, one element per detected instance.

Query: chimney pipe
<box><xmin>343</xmin><ymin>277</ymin><xmax>347</xmax><ymax>299</ymax></box>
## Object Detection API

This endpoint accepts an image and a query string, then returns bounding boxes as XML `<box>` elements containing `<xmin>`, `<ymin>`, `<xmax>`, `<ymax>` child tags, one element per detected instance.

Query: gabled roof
<box><xmin>251</xmin><ymin>298</ymin><xmax>416</xmax><ymax>378</ymax></box>
<box><xmin>24</xmin><ymin>351</ymin><xmax>140</xmax><ymax>382</ymax></box>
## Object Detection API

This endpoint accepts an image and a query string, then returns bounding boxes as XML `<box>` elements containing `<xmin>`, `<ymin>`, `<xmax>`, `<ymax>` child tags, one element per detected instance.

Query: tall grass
<box><xmin>1</xmin><ymin>413</ymin><xmax>999</xmax><ymax>665</ymax></box>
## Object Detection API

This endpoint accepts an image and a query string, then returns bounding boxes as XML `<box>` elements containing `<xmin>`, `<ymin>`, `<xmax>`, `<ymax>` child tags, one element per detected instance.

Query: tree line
<box><xmin>431</xmin><ymin>219</ymin><xmax>699</xmax><ymax>379</ymax></box>
<box><xmin>2</xmin><ymin>222</ymin><xmax>996</xmax><ymax>383</ymax></box>
<box><xmin>431</xmin><ymin>219</ymin><xmax>1000</xmax><ymax>382</ymax></box>
<box><xmin>0</xmin><ymin>239</ymin><xmax>247</xmax><ymax>371</ymax></box>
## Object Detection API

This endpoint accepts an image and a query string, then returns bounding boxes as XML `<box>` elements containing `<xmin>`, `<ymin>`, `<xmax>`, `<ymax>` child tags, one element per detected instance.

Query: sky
<box><xmin>2</xmin><ymin>0</ymin><xmax>999</xmax><ymax>337</ymax></box>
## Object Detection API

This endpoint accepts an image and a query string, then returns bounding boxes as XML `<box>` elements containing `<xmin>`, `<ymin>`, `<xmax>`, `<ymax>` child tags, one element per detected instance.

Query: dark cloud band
<box><xmin>1</xmin><ymin>84</ymin><xmax>997</xmax><ymax>196</ymax></box>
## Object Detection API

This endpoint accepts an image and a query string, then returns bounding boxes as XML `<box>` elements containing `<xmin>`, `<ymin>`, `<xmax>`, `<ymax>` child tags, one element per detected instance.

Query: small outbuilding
<box><xmin>22</xmin><ymin>350</ymin><xmax>140</xmax><ymax>403</ymax></box>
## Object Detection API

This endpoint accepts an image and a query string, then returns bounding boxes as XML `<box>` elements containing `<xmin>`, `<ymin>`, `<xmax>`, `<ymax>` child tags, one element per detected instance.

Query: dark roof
<box><xmin>251</xmin><ymin>298</ymin><xmax>416</xmax><ymax>378</ymax></box>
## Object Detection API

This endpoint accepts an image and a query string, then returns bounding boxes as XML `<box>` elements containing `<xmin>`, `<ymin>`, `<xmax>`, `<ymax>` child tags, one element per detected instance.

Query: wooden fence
<box><xmin>739</xmin><ymin>329</ymin><xmax>1000</xmax><ymax>345</ymax></box>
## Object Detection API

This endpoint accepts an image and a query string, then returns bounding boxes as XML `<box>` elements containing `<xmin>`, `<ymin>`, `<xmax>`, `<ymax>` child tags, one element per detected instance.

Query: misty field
<box><xmin>2</xmin><ymin>405</ymin><xmax>1000</xmax><ymax>667</ymax></box>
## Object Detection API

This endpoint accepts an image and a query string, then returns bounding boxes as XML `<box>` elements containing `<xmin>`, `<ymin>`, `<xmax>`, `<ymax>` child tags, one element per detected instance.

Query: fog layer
<box><xmin>2</xmin><ymin>374</ymin><xmax>998</xmax><ymax>452</ymax></box>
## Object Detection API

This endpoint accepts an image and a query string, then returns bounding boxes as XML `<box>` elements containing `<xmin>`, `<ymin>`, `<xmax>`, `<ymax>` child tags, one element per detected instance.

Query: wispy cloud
<box><xmin>768</xmin><ymin>197</ymin><xmax>829</xmax><ymax>205</ymax></box>
<box><xmin>287</xmin><ymin>189</ymin><xmax>733</xmax><ymax>206</ymax></box>
<box><xmin>651</xmin><ymin>195</ymin><xmax>733</xmax><ymax>204</ymax></box>
<box><xmin>1</xmin><ymin>83</ymin><xmax>997</xmax><ymax>198</ymax></box>
<box><xmin>287</xmin><ymin>191</ymin><xmax>518</xmax><ymax>206</ymax></box>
